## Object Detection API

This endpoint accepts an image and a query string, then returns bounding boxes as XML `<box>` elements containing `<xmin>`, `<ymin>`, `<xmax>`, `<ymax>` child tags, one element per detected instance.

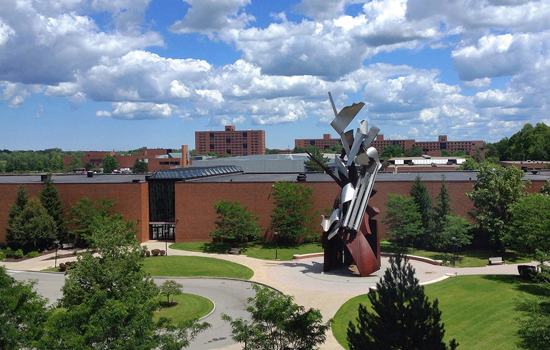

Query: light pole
<box><xmin>451</xmin><ymin>236</ymin><xmax>456</xmax><ymax>267</ymax></box>
<box><xmin>54</xmin><ymin>240</ymin><xmax>59</xmax><ymax>269</ymax></box>
<box><xmin>274</xmin><ymin>231</ymin><xmax>279</xmax><ymax>260</ymax></box>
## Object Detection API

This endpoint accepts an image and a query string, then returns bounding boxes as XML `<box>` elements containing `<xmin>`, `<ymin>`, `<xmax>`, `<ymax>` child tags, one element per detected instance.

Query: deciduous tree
<box><xmin>382</xmin><ymin>194</ymin><xmax>424</xmax><ymax>248</ymax></box>
<box><xmin>347</xmin><ymin>254</ymin><xmax>458</xmax><ymax>350</ymax></box>
<box><xmin>404</xmin><ymin>146</ymin><xmax>423</xmax><ymax>157</ymax></box>
<box><xmin>159</xmin><ymin>280</ymin><xmax>184</xmax><ymax>305</ymax></box>
<box><xmin>131</xmin><ymin>158</ymin><xmax>149</xmax><ymax>173</ymax></box>
<box><xmin>541</xmin><ymin>180</ymin><xmax>550</xmax><ymax>195</ymax></box>
<box><xmin>68</xmin><ymin>197</ymin><xmax>119</xmax><ymax>245</ymax></box>
<box><xmin>210</xmin><ymin>200</ymin><xmax>261</xmax><ymax>244</ymax></box>
<box><xmin>271</xmin><ymin>182</ymin><xmax>316</xmax><ymax>244</ymax></box>
<box><xmin>102</xmin><ymin>153</ymin><xmax>118</xmax><ymax>173</ymax></box>
<box><xmin>222</xmin><ymin>284</ymin><xmax>330</xmax><ymax>350</ymax></box>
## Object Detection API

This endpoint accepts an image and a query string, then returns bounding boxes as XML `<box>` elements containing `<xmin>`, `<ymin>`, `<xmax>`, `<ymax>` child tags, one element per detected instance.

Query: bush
<box><xmin>4</xmin><ymin>248</ymin><xmax>14</xmax><ymax>258</ymax></box>
<box><xmin>14</xmin><ymin>249</ymin><xmax>24</xmax><ymax>259</ymax></box>
<box><xmin>145</xmin><ymin>250</ymin><xmax>150</xmax><ymax>257</ymax></box>
<box><xmin>26</xmin><ymin>251</ymin><xmax>40</xmax><ymax>258</ymax></box>
<box><xmin>160</xmin><ymin>250</ymin><xmax>165</xmax><ymax>256</ymax></box>
<box><xmin>59</xmin><ymin>263</ymin><xmax>66</xmax><ymax>272</ymax></box>
<box><xmin>151</xmin><ymin>249</ymin><xmax>160</xmax><ymax>256</ymax></box>
<box><xmin>65</xmin><ymin>261</ymin><xmax>77</xmax><ymax>270</ymax></box>
<box><xmin>0</xmin><ymin>241</ymin><xmax>7</xmax><ymax>249</ymax></box>
<box><xmin>0</xmin><ymin>252</ymin><xmax>5</xmax><ymax>261</ymax></box>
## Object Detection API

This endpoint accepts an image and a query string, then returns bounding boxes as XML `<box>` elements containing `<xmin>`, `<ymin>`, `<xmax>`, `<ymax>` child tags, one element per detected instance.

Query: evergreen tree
<box><xmin>131</xmin><ymin>158</ymin><xmax>149</xmax><ymax>173</ymax></box>
<box><xmin>347</xmin><ymin>254</ymin><xmax>458</xmax><ymax>350</ymax></box>
<box><xmin>6</xmin><ymin>185</ymin><xmax>29</xmax><ymax>247</ymax></box>
<box><xmin>304</xmin><ymin>146</ymin><xmax>329</xmax><ymax>172</ymax></box>
<box><xmin>433</xmin><ymin>175</ymin><xmax>453</xmax><ymax>234</ymax></box>
<box><xmin>39</xmin><ymin>179</ymin><xmax>66</xmax><ymax>243</ymax></box>
<box><xmin>410</xmin><ymin>175</ymin><xmax>433</xmax><ymax>232</ymax></box>
<box><xmin>8</xmin><ymin>198</ymin><xmax>57</xmax><ymax>251</ymax></box>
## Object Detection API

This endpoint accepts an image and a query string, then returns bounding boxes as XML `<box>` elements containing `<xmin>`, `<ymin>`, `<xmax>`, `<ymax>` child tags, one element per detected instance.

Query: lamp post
<box><xmin>54</xmin><ymin>240</ymin><xmax>59</xmax><ymax>269</ymax></box>
<box><xmin>274</xmin><ymin>231</ymin><xmax>279</xmax><ymax>260</ymax></box>
<box><xmin>451</xmin><ymin>236</ymin><xmax>456</xmax><ymax>267</ymax></box>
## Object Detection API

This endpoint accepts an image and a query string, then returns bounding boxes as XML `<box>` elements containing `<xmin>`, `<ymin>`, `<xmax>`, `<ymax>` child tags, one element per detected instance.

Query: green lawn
<box><xmin>141</xmin><ymin>256</ymin><xmax>254</xmax><ymax>279</ymax></box>
<box><xmin>380</xmin><ymin>240</ymin><xmax>532</xmax><ymax>267</ymax></box>
<box><xmin>153</xmin><ymin>293</ymin><xmax>214</xmax><ymax>323</ymax></box>
<box><xmin>170</xmin><ymin>241</ymin><xmax>323</xmax><ymax>261</ymax></box>
<box><xmin>332</xmin><ymin>275</ymin><xmax>543</xmax><ymax>350</ymax></box>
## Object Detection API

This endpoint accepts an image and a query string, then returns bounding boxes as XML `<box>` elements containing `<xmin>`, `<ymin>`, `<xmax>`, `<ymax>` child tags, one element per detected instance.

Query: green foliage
<box><xmin>541</xmin><ymin>180</ymin><xmax>550</xmax><ymax>195</ymax></box>
<box><xmin>68</xmin><ymin>156</ymin><xmax>84</xmax><ymax>172</ymax></box>
<box><xmin>159</xmin><ymin>280</ymin><xmax>184</xmax><ymax>305</ymax></box>
<box><xmin>410</xmin><ymin>175</ymin><xmax>433</xmax><ymax>232</ymax></box>
<box><xmin>0</xmin><ymin>266</ymin><xmax>52</xmax><ymax>349</ymax></box>
<box><xmin>6</xmin><ymin>185</ymin><xmax>29</xmax><ymax>247</ymax></box>
<box><xmin>382</xmin><ymin>194</ymin><xmax>424</xmax><ymax>248</ymax></box>
<box><xmin>434</xmin><ymin>215</ymin><xmax>474</xmax><ymax>252</ymax></box>
<box><xmin>39</xmin><ymin>179</ymin><xmax>66</xmax><ymax>243</ymax></box>
<box><xmin>0</xmin><ymin>252</ymin><xmax>5</xmax><ymax>261</ymax></box>
<box><xmin>7</xmin><ymin>198</ymin><xmax>57</xmax><ymax>252</ymax></box>
<box><xmin>265</xmin><ymin>148</ymin><xmax>279</xmax><ymax>154</ymax></box>
<box><xmin>404</xmin><ymin>146</ymin><xmax>423</xmax><ymax>157</ymax></box>
<box><xmin>325</xmin><ymin>141</ymin><xmax>343</xmax><ymax>154</ymax></box>
<box><xmin>472</xmin><ymin>147</ymin><xmax>483</xmax><ymax>163</ymax></box>
<box><xmin>508</xmin><ymin>193</ymin><xmax>550</xmax><ymax>265</ymax></box>
<box><xmin>453</xmin><ymin>150</ymin><xmax>466</xmax><ymax>157</ymax></box>
<box><xmin>222</xmin><ymin>284</ymin><xmax>330</xmax><ymax>350</ymax></box>
<box><xmin>26</xmin><ymin>251</ymin><xmax>40</xmax><ymax>258</ymax></box>
<box><xmin>456</xmin><ymin>158</ymin><xmax>479</xmax><ymax>170</ymax></box>
<box><xmin>210</xmin><ymin>200</ymin><xmax>261</xmax><ymax>244</ymax></box>
<box><xmin>40</xmin><ymin>218</ymin><xmax>210</xmax><ymax>349</ymax></box>
<box><xmin>467</xmin><ymin>163</ymin><xmax>528</xmax><ymax>251</ymax></box>
<box><xmin>102</xmin><ymin>153</ymin><xmax>118</xmax><ymax>173</ymax></box>
<box><xmin>433</xmin><ymin>175</ymin><xmax>453</xmax><ymax>234</ymax></box>
<box><xmin>68</xmin><ymin>197</ymin><xmax>119</xmax><ymax>245</ymax></box>
<box><xmin>304</xmin><ymin>146</ymin><xmax>330</xmax><ymax>172</ymax></box>
<box><xmin>516</xmin><ymin>297</ymin><xmax>550</xmax><ymax>350</ymax></box>
<box><xmin>382</xmin><ymin>144</ymin><xmax>404</xmax><ymax>158</ymax></box>
<box><xmin>441</xmin><ymin>150</ymin><xmax>452</xmax><ymax>157</ymax></box>
<box><xmin>346</xmin><ymin>255</ymin><xmax>458</xmax><ymax>350</ymax></box>
<box><xmin>131</xmin><ymin>158</ymin><xmax>149</xmax><ymax>173</ymax></box>
<box><xmin>270</xmin><ymin>182</ymin><xmax>316</xmax><ymax>244</ymax></box>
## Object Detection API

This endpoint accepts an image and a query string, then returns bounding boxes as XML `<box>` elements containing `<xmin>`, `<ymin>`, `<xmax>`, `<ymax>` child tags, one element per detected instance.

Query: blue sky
<box><xmin>1</xmin><ymin>0</ymin><xmax>550</xmax><ymax>151</ymax></box>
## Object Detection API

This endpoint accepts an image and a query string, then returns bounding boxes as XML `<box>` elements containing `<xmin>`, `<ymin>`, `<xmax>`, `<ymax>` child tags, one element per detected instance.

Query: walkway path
<box><xmin>2</xmin><ymin>242</ymin><xmax>538</xmax><ymax>350</ymax></box>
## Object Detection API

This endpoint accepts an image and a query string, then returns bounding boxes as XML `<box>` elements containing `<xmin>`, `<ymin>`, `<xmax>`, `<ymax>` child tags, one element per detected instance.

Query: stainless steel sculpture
<box><xmin>314</xmin><ymin>92</ymin><xmax>382</xmax><ymax>277</ymax></box>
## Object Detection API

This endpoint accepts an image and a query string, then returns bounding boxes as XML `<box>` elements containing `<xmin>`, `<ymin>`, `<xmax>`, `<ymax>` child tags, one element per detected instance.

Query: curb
<box><xmin>292</xmin><ymin>252</ymin><xmax>444</xmax><ymax>266</ymax></box>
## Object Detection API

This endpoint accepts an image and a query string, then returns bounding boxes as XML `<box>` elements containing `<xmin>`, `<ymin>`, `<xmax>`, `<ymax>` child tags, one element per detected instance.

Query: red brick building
<box><xmin>195</xmin><ymin>126</ymin><xmax>266</xmax><ymax>156</ymax></box>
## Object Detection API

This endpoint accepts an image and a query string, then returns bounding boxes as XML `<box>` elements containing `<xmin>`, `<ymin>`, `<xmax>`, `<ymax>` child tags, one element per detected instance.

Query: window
<box><xmin>226</xmin><ymin>138</ymin><xmax>231</xmax><ymax>143</ymax></box>
<box><xmin>209</xmin><ymin>133</ymin><xmax>214</xmax><ymax>138</ymax></box>
<box><xmin>243</xmin><ymin>143</ymin><xmax>248</xmax><ymax>149</ymax></box>
<box><xmin>243</xmin><ymin>132</ymin><xmax>247</xmax><ymax>137</ymax></box>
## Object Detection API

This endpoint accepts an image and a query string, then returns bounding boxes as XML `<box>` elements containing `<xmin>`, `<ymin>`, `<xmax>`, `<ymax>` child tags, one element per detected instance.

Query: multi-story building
<box><xmin>195</xmin><ymin>126</ymin><xmax>266</xmax><ymax>156</ymax></box>
<box><xmin>296</xmin><ymin>134</ymin><xmax>483</xmax><ymax>156</ymax></box>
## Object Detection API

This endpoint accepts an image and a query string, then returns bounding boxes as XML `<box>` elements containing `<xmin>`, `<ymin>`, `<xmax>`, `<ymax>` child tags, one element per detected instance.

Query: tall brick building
<box><xmin>195</xmin><ymin>126</ymin><xmax>266</xmax><ymax>156</ymax></box>
<box><xmin>296</xmin><ymin>134</ymin><xmax>483</xmax><ymax>156</ymax></box>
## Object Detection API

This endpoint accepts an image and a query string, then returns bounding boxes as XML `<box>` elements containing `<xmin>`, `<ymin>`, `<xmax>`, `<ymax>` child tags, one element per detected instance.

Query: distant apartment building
<box><xmin>295</xmin><ymin>134</ymin><xmax>483</xmax><ymax>156</ymax></box>
<box><xmin>63</xmin><ymin>146</ymin><xmax>189</xmax><ymax>172</ymax></box>
<box><xmin>195</xmin><ymin>126</ymin><xmax>266</xmax><ymax>156</ymax></box>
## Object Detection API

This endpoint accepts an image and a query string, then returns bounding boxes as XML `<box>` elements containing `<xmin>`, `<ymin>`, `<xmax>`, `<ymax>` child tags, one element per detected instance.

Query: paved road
<box><xmin>7</xmin><ymin>270</ymin><xmax>255</xmax><ymax>350</ymax></box>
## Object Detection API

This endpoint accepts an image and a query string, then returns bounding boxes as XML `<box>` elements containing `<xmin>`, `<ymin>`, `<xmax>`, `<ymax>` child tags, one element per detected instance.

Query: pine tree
<box><xmin>433</xmin><ymin>175</ymin><xmax>453</xmax><ymax>233</ymax></box>
<box><xmin>347</xmin><ymin>254</ymin><xmax>458</xmax><ymax>350</ymax></box>
<box><xmin>39</xmin><ymin>178</ymin><xmax>66</xmax><ymax>243</ymax></box>
<box><xmin>6</xmin><ymin>185</ymin><xmax>29</xmax><ymax>245</ymax></box>
<box><xmin>410</xmin><ymin>175</ymin><xmax>433</xmax><ymax>232</ymax></box>
<box><xmin>304</xmin><ymin>146</ymin><xmax>329</xmax><ymax>172</ymax></box>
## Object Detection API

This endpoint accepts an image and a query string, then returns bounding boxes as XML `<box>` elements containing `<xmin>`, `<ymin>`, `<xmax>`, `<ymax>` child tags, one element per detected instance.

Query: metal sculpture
<box><xmin>314</xmin><ymin>92</ymin><xmax>382</xmax><ymax>277</ymax></box>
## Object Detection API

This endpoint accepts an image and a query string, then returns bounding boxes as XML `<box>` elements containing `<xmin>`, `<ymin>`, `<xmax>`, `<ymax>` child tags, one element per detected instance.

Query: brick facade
<box><xmin>195</xmin><ymin>126</ymin><xmax>266</xmax><ymax>156</ymax></box>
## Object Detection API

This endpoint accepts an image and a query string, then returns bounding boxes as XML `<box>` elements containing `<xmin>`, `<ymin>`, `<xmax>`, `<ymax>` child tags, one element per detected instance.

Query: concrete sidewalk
<box><xmin>2</xmin><ymin>241</ymin><xmax>538</xmax><ymax>350</ymax></box>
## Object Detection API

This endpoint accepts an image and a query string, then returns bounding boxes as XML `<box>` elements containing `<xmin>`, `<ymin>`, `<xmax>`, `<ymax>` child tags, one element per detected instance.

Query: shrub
<box><xmin>145</xmin><ymin>250</ymin><xmax>150</xmax><ymax>257</ymax></box>
<box><xmin>26</xmin><ymin>251</ymin><xmax>40</xmax><ymax>258</ymax></box>
<box><xmin>0</xmin><ymin>241</ymin><xmax>7</xmax><ymax>249</ymax></box>
<box><xmin>160</xmin><ymin>250</ymin><xmax>165</xmax><ymax>256</ymax></box>
<box><xmin>151</xmin><ymin>249</ymin><xmax>160</xmax><ymax>256</ymax></box>
<box><xmin>14</xmin><ymin>249</ymin><xmax>24</xmax><ymax>259</ymax></box>
<box><xmin>65</xmin><ymin>261</ymin><xmax>77</xmax><ymax>270</ymax></box>
<box><xmin>59</xmin><ymin>263</ymin><xmax>66</xmax><ymax>272</ymax></box>
<box><xmin>4</xmin><ymin>248</ymin><xmax>14</xmax><ymax>258</ymax></box>
<box><xmin>0</xmin><ymin>252</ymin><xmax>5</xmax><ymax>261</ymax></box>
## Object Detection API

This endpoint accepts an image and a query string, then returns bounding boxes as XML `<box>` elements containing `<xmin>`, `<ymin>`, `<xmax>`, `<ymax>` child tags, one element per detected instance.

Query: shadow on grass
<box><xmin>199</xmin><ymin>242</ymin><xmax>231</xmax><ymax>254</ymax></box>
<box><xmin>481</xmin><ymin>275</ymin><xmax>548</xmax><ymax>297</ymax></box>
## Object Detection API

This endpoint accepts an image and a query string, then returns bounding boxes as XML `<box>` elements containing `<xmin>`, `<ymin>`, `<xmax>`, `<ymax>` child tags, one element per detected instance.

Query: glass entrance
<box><xmin>149</xmin><ymin>223</ymin><xmax>175</xmax><ymax>240</ymax></box>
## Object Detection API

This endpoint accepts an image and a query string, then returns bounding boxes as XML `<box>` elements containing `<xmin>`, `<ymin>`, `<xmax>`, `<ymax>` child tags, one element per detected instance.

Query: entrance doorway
<box><xmin>149</xmin><ymin>223</ymin><xmax>175</xmax><ymax>240</ymax></box>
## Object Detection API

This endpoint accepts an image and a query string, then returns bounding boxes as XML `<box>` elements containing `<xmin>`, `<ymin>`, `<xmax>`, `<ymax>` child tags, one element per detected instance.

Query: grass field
<box><xmin>380</xmin><ymin>240</ymin><xmax>532</xmax><ymax>267</ymax></box>
<box><xmin>153</xmin><ymin>293</ymin><xmax>214</xmax><ymax>323</ymax></box>
<box><xmin>141</xmin><ymin>256</ymin><xmax>254</xmax><ymax>279</ymax></box>
<box><xmin>170</xmin><ymin>241</ymin><xmax>323</xmax><ymax>261</ymax></box>
<box><xmin>332</xmin><ymin>275</ymin><xmax>543</xmax><ymax>350</ymax></box>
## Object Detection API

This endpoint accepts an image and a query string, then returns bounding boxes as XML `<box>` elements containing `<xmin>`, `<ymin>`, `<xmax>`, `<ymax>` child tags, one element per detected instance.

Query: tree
<box><xmin>48</xmin><ymin>155</ymin><xmax>64</xmax><ymax>173</ymax></box>
<box><xmin>159</xmin><ymin>280</ymin><xmax>184</xmax><ymax>305</ymax></box>
<box><xmin>68</xmin><ymin>197</ymin><xmax>119</xmax><ymax>245</ymax></box>
<box><xmin>210</xmin><ymin>200</ymin><xmax>261</xmax><ymax>244</ymax></box>
<box><xmin>347</xmin><ymin>254</ymin><xmax>458</xmax><ymax>350</ymax></box>
<box><xmin>516</xmin><ymin>297</ymin><xmax>550</xmax><ymax>350</ymax></box>
<box><xmin>68</xmin><ymin>156</ymin><xmax>84</xmax><ymax>172</ymax></box>
<box><xmin>131</xmin><ymin>158</ymin><xmax>149</xmax><ymax>173</ymax></box>
<box><xmin>6</xmin><ymin>185</ymin><xmax>29</xmax><ymax>246</ymax></box>
<box><xmin>434</xmin><ymin>215</ymin><xmax>473</xmax><ymax>252</ymax></box>
<box><xmin>7</xmin><ymin>198</ymin><xmax>57</xmax><ymax>251</ymax></box>
<box><xmin>382</xmin><ymin>194</ymin><xmax>424</xmax><ymax>248</ymax></box>
<box><xmin>40</xmin><ymin>217</ymin><xmax>210</xmax><ymax>350</ymax></box>
<box><xmin>102</xmin><ymin>153</ymin><xmax>118</xmax><ymax>173</ymax></box>
<box><xmin>410</xmin><ymin>175</ymin><xmax>432</xmax><ymax>232</ymax></box>
<box><xmin>381</xmin><ymin>144</ymin><xmax>403</xmax><ymax>158</ymax></box>
<box><xmin>541</xmin><ymin>180</ymin><xmax>550</xmax><ymax>195</ymax></box>
<box><xmin>271</xmin><ymin>182</ymin><xmax>316</xmax><ymax>244</ymax></box>
<box><xmin>472</xmin><ymin>147</ymin><xmax>483</xmax><ymax>163</ymax></box>
<box><xmin>40</xmin><ymin>178</ymin><xmax>66</xmax><ymax>243</ymax></box>
<box><xmin>456</xmin><ymin>158</ymin><xmax>479</xmax><ymax>170</ymax></box>
<box><xmin>222</xmin><ymin>284</ymin><xmax>330</xmax><ymax>350</ymax></box>
<box><xmin>0</xmin><ymin>266</ymin><xmax>52</xmax><ymax>350</ymax></box>
<box><xmin>508</xmin><ymin>193</ymin><xmax>550</xmax><ymax>266</ymax></box>
<box><xmin>441</xmin><ymin>150</ymin><xmax>451</xmax><ymax>157</ymax></box>
<box><xmin>466</xmin><ymin>163</ymin><xmax>528</xmax><ymax>252</ymax></box>
<box><xmin>404</xmin><ymin>146</ymin><xmax>423</xmax><ymax>157</ymax></box>
<box><xmin>453</xmin><ymin>150</ymin><xmax>466</xmax><ymax>157</ymax></box>
<box><xmin>304</xmin><ymin>146</ymin><xmax>329</xmax><ymax>172</ymax></box>
<box><xmin>433</xmin><ymin>175</ymin><xmax>452</xmax><ymax>234</ymax></box>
